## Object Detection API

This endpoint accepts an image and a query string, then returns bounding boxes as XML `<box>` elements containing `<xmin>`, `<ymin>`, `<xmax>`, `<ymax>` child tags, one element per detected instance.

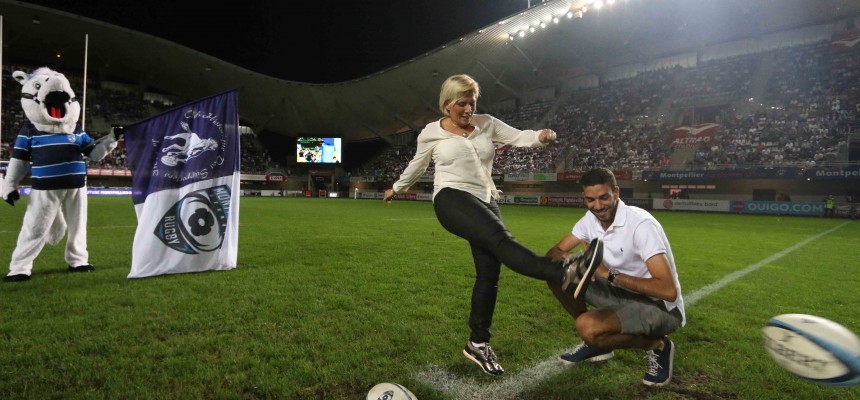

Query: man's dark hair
<box><xmin>580</xmin><ymin>167</ymin><xmax>617</xmax><ymax>189</ymax></box>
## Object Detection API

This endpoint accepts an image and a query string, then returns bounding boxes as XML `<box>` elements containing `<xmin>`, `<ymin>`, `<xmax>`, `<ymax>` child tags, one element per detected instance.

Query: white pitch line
<box><xmin>685</xmin><ymin>221</ymin><xmax>848</xmax><ymax>305</ymax></box>
<box><xmin>414</xmin><ymin>221</ymin><xmax>850</xmax><ymax>400</ymax></box>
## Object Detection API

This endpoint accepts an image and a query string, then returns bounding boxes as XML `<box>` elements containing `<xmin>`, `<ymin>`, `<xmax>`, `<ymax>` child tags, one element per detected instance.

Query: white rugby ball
<box><xmin>365</xmin><ymin>382</ymin><xmax>417</xmax><ymax>400</ymax></box>
<box><xmin>763</xmin><ymin>313</ymin><xmax>860</xmax><ymax>386</ymax></box>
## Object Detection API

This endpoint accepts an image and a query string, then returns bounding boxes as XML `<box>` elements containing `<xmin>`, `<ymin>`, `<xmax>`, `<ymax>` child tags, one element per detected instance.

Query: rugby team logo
<box><xmin>154</xmin><ymin>185</ymin><xmax>231</xmax><ymax>254</ymax></box>
<box><xmin>159</xmin><ymin>120</ymin><xmax>219</xmax><ymax>167</ymax></box>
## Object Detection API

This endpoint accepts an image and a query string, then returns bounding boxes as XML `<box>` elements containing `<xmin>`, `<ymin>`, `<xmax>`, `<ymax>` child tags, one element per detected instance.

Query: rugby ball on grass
<box><xmin>365</xmin><ymin>382</ymin><xmax>417</xmax><ymax>400</ymax></box>
<box><xmin>763</xmin><ymin>314</ymin><xmax>860</xmax><ymax>386</ymax></box>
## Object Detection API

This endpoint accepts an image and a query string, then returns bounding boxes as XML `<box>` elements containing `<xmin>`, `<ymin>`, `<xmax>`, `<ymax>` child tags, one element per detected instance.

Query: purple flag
<box><xmin>125</xmin><ymin>90</ymin><xmax>239</xmax><ymax>204</ymax></box>
<box><xmin>123</xmin><ymin>90</ymin><xmax>240</xmax><ymax>278</ymax></box>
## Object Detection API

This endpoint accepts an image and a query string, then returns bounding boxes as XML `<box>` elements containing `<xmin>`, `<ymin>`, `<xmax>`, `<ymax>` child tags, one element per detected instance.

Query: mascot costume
<box><xmin>1</xmin><ymin>67</ymin><xmax>119</xmax><ymax>282</ymax></box>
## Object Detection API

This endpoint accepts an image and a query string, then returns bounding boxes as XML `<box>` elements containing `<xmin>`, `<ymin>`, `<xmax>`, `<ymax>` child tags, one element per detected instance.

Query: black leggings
<box><xmin>433</xmin><ymin>187</ymin><xmax>564</xmax><ymax>343</ymax></box>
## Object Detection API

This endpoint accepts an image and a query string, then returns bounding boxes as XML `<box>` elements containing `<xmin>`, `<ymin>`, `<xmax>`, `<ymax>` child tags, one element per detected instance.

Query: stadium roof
<box><xmin>3</xmin><ymin>0</ymin><xmax>860</xmax><ymax>142</ymax></box>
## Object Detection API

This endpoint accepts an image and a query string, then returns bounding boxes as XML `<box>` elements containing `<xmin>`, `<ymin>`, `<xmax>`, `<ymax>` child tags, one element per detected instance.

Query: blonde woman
<box><xmin>383</xmin><ymin>74</ymin><xmax>601</xmax><ymax>375</ymax></box>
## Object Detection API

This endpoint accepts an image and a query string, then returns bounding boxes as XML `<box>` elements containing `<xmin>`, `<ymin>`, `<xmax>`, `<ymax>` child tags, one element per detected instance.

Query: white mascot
<box><xmin>1</xmin><ymin>67</ymin><xmax>119</xmax><ymax>282</ymax></box>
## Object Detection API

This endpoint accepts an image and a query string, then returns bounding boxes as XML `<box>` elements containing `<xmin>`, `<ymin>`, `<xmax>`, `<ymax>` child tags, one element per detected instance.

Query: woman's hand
<box><xmin>539</xmin><ymin>129</ymin><xmax>557</xmax><ymax>143</ymax></box>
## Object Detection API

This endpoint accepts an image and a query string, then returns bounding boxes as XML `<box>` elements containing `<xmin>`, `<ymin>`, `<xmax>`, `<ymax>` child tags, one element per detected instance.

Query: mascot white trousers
<box><xmin>9</xmin><ymin>188</ymin><xmax>88</xmax><ymax>276</ymax></box>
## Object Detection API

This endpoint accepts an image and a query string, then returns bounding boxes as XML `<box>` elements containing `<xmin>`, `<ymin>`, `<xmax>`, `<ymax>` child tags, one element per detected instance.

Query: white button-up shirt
<box><xmin>393</xmin><ymin>114</ymin><xmax>545</xmax><ymax>203</ymax></box>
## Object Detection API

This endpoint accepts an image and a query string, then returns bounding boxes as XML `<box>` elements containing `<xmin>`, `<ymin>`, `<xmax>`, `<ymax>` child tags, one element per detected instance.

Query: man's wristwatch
<box><xmin>607</xmin><ymin>269</ymin><xmax>619</xmax><ymax>283</ymax></box>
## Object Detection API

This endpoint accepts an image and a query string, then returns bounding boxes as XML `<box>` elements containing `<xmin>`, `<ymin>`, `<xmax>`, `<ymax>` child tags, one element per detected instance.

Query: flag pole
<box><xmin>82</xmin><ymin>34</ymin><xmax>88</xmax><ymax>131</ymax></box>
<box><xmin>1</xmin><ymin>15</ymin><xmax>5</xmax><ymax>160</ymax></box>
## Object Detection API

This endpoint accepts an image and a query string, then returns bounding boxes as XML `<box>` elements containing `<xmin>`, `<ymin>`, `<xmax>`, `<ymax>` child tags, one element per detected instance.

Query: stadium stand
<box><xmin>2</xmin><ymin>1</ymin><xmax>858</xmax><ymax>209</ymax></box>
<box><xmin>355</xmin><ymin>37</ymin><xmax>859</xmax><ymax>181</ymax></box>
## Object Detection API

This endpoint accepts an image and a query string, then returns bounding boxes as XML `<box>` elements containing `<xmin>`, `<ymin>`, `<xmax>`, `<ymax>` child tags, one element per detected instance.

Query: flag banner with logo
<box><xmin>124</xmin><ymin>90</ymin><xmax>240</xmax><ymax>278</ymax></box>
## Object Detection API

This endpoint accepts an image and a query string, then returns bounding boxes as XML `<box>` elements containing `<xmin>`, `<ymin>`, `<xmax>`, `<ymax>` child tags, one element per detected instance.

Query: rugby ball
<box><xmin>763</xmin><ymin>314</ymin><xmax>860</xmax><ymax>386</ymax></box>
<box><xmin>365</xmin><ymin>382</ymin><xmax>417</xmax><ymax>400</ymax></box>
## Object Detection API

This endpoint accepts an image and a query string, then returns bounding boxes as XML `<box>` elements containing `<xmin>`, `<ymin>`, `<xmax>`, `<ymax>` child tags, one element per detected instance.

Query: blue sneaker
<box><xmin>643</xmin><ymin>337</ymin><xmax>674</xmax><ymax>386</ymax></box>
<box><xmin>559</xmin><ymin>342</ymin><xmax>615</xmax><ymax>364</ymax></box>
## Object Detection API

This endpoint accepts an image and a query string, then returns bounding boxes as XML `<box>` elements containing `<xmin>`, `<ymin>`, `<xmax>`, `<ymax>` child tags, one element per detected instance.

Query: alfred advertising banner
<box><xmin>670</xmin><ymin>124</ymin><xmax>719</xmax><ymax>149</ymax></box>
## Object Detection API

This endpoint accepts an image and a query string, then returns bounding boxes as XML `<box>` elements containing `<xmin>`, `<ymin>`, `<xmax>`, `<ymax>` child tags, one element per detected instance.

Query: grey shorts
<box><xmin>584</xmin><ymin>279</ymin><xmax>682</xmax><ymax>337</ymax></box>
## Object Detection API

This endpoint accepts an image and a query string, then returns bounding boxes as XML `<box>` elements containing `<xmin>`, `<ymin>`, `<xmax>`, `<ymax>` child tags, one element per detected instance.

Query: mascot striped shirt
<box><xmin>11</xmin><ymin>124</ymin><xmax>96</xmax><ymax>190</ymax></box>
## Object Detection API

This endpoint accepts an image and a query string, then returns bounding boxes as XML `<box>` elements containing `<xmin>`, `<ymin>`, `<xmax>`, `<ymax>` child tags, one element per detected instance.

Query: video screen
<box><xmin>296</xmin><ymin>137</ymin><xmax>341</xmax><ymax>164</ymax></box>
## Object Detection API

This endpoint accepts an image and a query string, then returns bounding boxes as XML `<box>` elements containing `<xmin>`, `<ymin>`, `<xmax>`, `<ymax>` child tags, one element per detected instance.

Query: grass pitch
<box><xmin>0</xmin><ymin>196</ymin><xmax>858</xmax><ymax>399</ymax></box>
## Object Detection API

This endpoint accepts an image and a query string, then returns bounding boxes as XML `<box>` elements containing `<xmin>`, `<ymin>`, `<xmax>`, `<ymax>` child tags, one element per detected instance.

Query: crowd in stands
<box><xmin>693</xmin><ymin>42</ymin><xmax>857</xmax><ymax>168</ymax></box>
<box><xmin>494</xmin><ymin>100</ymin><xmax>554</xmax><ymax>130</ymax></box>
<box><xmin>240</xmin><ymin>133</ymin><xmax>275</xmax><ymax>173</ymax></box>
<box><xmin>674</xmin><ymin>55</ymin><xmax>754</xmax><ymax>106</ymax></box>
<box><xmin>3</xmin><ymin>39</ymin><xmax>859</xmax><ymax>179</ymax></box>
<box><xmin>353</xmin><ymin>146</ymin><xmax>427</xmax><ymax>182</ymax></box>
<box><xmin>363</xmin><ymin>39</ymin><xmax>857</xmax><ymax>178</ymax></box>
<box><xmin>692</xmin><ymin>107</ymin><xmax>851</xmax><ymax>169</ymax></box>
<box><xmin>545</xmin><ymin>68</ymin><xmax>675</xmax><ymax>172</ymax></box>
<box><xmin>492</xmin><ymin>100</ymin><xmax>558</xmax><ymax>174</ymax></box>
<box><xmin>89</xmin><ymin>88</ymin><xmax>152</xmax><ymax>125</ymax></box>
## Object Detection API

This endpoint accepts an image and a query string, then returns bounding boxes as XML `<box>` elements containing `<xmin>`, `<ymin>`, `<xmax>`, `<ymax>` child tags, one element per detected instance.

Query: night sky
<box><xmin>19</xmin><ymin>0</ymin><xmax>530</xmax><ymax>83</ymax></box>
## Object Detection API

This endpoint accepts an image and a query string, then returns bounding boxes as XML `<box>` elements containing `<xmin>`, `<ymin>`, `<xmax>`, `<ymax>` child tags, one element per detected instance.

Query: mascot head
<box><xmin>12</xmin><ymin>67</ymin><xmax>81</xmax><ymax>134</ymax></box>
